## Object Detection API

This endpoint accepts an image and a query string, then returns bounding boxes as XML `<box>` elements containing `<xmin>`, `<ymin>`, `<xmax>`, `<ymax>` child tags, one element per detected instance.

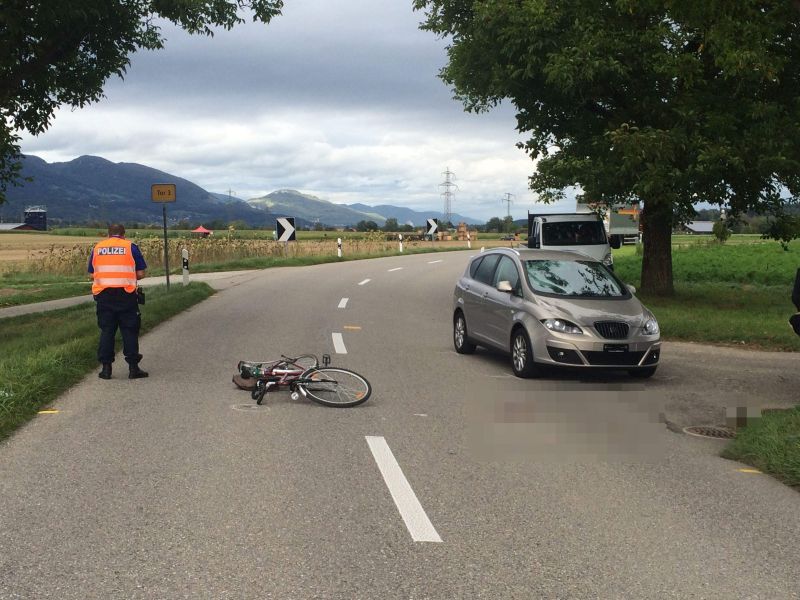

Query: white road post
<box><xmin>337</xmin><ymin>237</ymin><xmax>342</xmax><ymax>258</ymax></box>
<box><xmin>398</xmin><ymin>233</ymin><xmax>403</xmax><ymax>253</ymax></box>
<box><xmin>181</xmin><ymin>248</ymin><xmax>189</xmax><ymax>285</ymax></box>
<box><xmin>467</xmin><ymin>232</ymin><xmax>471</xmax><ymax>249</ymax></box>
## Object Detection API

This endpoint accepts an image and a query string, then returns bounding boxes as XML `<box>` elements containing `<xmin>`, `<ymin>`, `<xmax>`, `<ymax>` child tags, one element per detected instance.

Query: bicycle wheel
<box><xmin>290</xmin><ymin>354</ymin><xmax>319</xmax><ymax>370</ymax></box>
<box><xmin>299</xmin><ymin>367</ymin><xmax>371</xmax><ymax>407</ymax></box>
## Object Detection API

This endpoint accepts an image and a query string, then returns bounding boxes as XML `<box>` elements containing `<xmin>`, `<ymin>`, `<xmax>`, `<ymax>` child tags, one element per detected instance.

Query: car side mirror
<box><xmin>609</xmin><ymin>235</ymin><xmax>622</xmax><ymax>249</ymax></box>
<box><xmin>497</xmin><ymin>280</ymin><xmax>513</xmax><ymax>293</ymax></box>
<box><xmin>626</xmin><ymin>284</ymin><xmax>637</xmax><ymax>294</ymax></box>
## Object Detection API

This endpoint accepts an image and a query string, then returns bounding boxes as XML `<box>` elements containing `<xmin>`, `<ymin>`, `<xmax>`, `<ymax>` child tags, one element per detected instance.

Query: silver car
<box><xmin>452</xmin><ymin>248</ymin><xmax>661</xmax><ymax>378</ymax></box>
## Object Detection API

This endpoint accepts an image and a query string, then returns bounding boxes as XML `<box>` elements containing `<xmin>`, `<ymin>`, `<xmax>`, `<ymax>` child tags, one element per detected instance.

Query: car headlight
<box><xmin>542</xmin><ymin>319</ymin><xmax>583</xmax><ymax>335</ymax></box>
<box><xmin>602</xmin><ymin>251</ymin><xmax>613</xmax><ymax>267</ymax></box>
<box><xmin>643</xmin><ymin>317</ymin><xmax>660</xmax><ymax>336</ymax></box>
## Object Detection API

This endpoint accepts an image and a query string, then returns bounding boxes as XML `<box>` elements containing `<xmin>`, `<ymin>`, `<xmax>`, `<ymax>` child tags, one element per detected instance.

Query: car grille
<box><xmin>594</xmin><ymin>321</ymin><xmax>629</xmax><ymax>339</ymax></box>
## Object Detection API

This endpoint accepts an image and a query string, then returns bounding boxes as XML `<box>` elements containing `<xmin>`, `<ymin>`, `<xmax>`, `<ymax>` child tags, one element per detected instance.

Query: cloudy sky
<box><xmin>19</xmin><ymin>1</ymin><xmax>576</xmax><ymax>222</ymax></box>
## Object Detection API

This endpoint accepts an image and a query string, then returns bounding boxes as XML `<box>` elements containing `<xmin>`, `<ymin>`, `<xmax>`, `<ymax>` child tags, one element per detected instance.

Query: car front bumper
<box><xmin>536</xmin><ymin>337</ymin><xmax>661</xmax><ymax>368</ymax></box>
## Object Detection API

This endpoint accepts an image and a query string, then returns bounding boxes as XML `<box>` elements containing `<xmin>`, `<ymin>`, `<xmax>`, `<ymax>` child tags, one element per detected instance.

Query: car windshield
<box><xmin>542</xmin><ymin>221</ymin><xmax>606</xmax><ymax>246</ymax></box>
<box><xmin>524</xmin><ymin>259</ymin><xmax>627</xmax><ymax>297</ymax></box>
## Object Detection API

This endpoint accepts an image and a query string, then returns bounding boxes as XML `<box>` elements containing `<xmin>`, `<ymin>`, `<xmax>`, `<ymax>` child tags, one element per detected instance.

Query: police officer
<box><xmin>88</xmin><ymin>224</ymin><xmax>149</xmax><ymax>379</ymax></box>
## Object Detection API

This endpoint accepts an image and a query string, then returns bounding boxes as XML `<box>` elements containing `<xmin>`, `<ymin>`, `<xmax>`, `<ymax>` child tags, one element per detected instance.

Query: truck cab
<box><xmin>527</xmin><ymin>212</ymin><xmax>616</xmax><ymax>269</ymax></box>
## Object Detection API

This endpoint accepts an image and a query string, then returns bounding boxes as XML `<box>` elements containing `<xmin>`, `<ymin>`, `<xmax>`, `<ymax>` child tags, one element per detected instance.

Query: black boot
<box><xmin>129</xmin><ymin>364</ymin><xmax>149</xmax><ymax>379</ymax></box>
<box><xmin>98</xmin><ymin>363</ymin><xmax>112</xmax><ymax>379</ymax></box>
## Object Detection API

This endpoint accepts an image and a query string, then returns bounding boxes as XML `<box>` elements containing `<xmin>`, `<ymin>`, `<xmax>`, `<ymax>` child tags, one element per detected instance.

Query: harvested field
<box><xmin>0</xmin><ymin>233</ymin><xmax>99</xmax><ymax>264</ymax></box>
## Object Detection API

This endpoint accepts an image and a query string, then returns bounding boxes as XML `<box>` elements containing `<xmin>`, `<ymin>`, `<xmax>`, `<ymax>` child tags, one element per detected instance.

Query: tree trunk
<box><xmin>640</xmin><ymin>201</ymin><xmax>674</xmax><ymax>296</ymax></box>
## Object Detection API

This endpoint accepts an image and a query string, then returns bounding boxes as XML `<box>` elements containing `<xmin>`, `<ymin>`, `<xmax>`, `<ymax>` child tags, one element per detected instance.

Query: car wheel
<box><xmin>629</xmin><ymin>366</ymin><xmax>657</xmax><ymax>379</ymax></box>
<box><xmin>511</xmin><ymin>328</ymin><xmax>541</xmax><ymax>378</ymax></box>
<box><xmin>454</xmin><ymin>311</ymin><xmax>476</xmax><ymax>354</ymax></box>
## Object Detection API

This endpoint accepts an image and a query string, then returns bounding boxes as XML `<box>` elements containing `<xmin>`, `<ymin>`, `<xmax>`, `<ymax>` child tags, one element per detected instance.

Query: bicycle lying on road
<box><xmin>233</xmin><ymin>353</ymin><xmax>371</xmax><ymax>408</ymax></box>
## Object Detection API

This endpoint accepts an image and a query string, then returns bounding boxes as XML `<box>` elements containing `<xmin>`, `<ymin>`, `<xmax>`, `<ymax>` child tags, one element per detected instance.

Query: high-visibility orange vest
<box><xmin>91</xmin><ymin>237</ymin><xmax>137</xmax><ymax>295</ymax></box>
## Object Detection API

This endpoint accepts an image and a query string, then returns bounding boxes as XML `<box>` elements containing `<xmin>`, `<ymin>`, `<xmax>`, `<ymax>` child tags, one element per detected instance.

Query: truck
<box><xmin>606</xmin><ymin>203</ymin><xmax>641</xmax><ymax>246</ymax></box>
<box><xmin>527</xmin><ymin>211</ymin><xmax>617</xmax><ymax>269</ymax></box>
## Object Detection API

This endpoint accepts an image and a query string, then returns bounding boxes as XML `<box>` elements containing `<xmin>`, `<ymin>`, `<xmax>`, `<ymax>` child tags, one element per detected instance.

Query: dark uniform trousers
<box><xmin>95</xmin><ymin>288</ymin><xmax>142</xmax><ymax>365</ymax></box>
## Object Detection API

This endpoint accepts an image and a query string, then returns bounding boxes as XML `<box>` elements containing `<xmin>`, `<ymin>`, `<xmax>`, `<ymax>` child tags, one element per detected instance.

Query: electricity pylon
<box><xmin>439</xmin><ymin>168</ymin><xmax>458</xmax><ymax>224</ymax></box>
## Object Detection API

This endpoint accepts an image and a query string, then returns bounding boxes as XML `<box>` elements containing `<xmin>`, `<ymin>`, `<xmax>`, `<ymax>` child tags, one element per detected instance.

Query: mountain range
<box><xmin>0</xmin><ymin>155</ymin><xmax>482</xmax><ymax>228</ymax></box>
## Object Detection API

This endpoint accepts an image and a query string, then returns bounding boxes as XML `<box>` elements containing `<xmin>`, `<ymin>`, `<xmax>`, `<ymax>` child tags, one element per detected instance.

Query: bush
<box><xmin>713</xmin><ymin>220</ymin><xmax>732</xmax><ymax>243</ymax></box>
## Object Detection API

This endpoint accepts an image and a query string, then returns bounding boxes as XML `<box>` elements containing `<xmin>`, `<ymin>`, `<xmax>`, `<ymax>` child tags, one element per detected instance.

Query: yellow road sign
<box><xmin>151</xmin><ymin>184</ymin><xmax>176</xmax><ymax>203</ymax></box>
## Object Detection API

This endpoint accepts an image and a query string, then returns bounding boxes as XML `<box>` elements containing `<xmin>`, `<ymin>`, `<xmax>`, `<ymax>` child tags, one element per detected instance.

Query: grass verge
<box><xmin>722</xmin><ymin>407</ymin><xmax>800</xmax><ymax>491</ymax></box>
<box><xmin>0</xmin><ymin>271</ymin><xmax>93</xmax><ymax>307</ymax></box>
<box><xmin>0</xmin><ymin>282</ymin><xmax>214</xmax><ymax>441</ymax></box>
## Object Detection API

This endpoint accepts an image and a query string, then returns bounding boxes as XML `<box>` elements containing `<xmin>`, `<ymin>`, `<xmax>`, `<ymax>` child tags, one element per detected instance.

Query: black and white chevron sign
<box><xmin>426</xmin><ymin>218</ymin><xmax>438</xmax><ymax>236</ymax></box>
<box><xmin>276</xmin><ymin>217</ymin><xmax>296</xmax><ymax>242</ymax></box>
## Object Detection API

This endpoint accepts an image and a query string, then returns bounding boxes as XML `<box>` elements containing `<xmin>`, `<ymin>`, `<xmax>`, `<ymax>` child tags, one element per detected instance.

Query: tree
<box><xmin>0</xmin><ymin>0</ymin><xmax>284</xmax><ymax>203</ymax></box>
<box><xmin>414</xmin><ymin>0</ymin><xmax>800</xmax><ymax>295</ymax></box>
<box><xmin>485</xmin><ymin>216</ymin><xmax>504</xmax><ymax>233</ymax></box>
<box><xmin>383</xmin><ymin>217</ymin><xmax>399</xmax><ymax>232</ymax></box>
<box><xmin>355</xmin><ymin>220</ymin><xmax>379</xmax><ymax>232</ymax></box>
<box><xmin>712</xmin><ymin>220</ymin><xmax>731</xmax><ymax>244</ymax></box>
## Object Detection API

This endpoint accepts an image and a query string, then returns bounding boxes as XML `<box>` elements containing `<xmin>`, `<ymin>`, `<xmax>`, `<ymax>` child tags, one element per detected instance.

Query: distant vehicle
<box><xmin>606</xmin><ymin>202</ymin><xmax>642</xmax><ymax>246</ymax></box>
<box><xmin>452</xmin><ymin>247</ymin><xmax>661</xmax><ymax>378</ymax></box>
<box><xmin>500</xmin><ymin>234</ymin><xmax>516</xmax><ymax>241</ymax></box>
<box><xmin>527</xmin><ymin>211</ymin><xmax>616</xmax><ymax>269</ymax></box>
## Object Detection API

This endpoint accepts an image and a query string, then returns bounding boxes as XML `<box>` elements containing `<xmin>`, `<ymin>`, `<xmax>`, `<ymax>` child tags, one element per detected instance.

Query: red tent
<box><xmin>192</xmin><ymin>226</ymin><xmax>212</xmax><ymax>237</ymax></box>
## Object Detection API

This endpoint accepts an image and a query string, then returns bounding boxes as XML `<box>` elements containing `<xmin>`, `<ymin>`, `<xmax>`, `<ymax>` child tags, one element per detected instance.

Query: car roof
<box><xmin>481</xmin><ymin>247</ymin><xmax>600</xmax><ymax>262</ymax></box>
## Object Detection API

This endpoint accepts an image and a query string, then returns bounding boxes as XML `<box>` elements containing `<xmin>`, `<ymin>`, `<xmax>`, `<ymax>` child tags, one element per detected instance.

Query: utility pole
<box><xmin>503</xmin><ymin>193</ymin><xmax>515</xmax><ymax>219</ymax></box>
<box><xmin>439</xmin><ymin>168</ymin><xmax>457</xmax><ymax>225</ymax></box>
<box><xmin>226</xmin><ymin>189</ymin><xmax>236</xmax><ymax>226</ymax></box>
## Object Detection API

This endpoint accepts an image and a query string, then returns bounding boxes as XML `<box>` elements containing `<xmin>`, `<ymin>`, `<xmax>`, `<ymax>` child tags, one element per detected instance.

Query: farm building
<box><xmin>0</xmin><ymin>222</ymin><xmax>36</xmax><ymax>231</ymax></box>
<box><xmin>24</xmin><ymin>206</ymin><xmax>47</xmax><ymax>231</ymax></box>
<box><xmin>0</xmin><ymin>206</ymin><xmax>47</xmax><ymax>231</ymax></box>
<box><xmin>682</xmin><ymin>221</ymin><xmax>715</xmax><ymax>234</ymax></box>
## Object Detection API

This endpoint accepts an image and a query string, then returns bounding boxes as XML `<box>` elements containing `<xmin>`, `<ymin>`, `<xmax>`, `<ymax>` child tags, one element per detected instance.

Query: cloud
<box><xmin>17</xmin><ymin>1</ymin><xmax>573</xmax><ymax>221</ymax></box>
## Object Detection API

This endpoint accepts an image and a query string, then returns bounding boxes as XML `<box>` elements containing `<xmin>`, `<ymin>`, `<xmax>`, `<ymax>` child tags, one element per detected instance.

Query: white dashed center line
<box><xmin>366</xmin><ymin>436</ymin><xmax>442</xmax><ymax>543</ymax></box>
<box><xmin>338</xmin><ymin>298</ymin><xmax>349</xmax><ymax>309</ymax></box>
<box><xmin>332</xmin><ymin>333</ymin><xmax>347</xmax><ymax>354</ymax></box>
<box><xmin>358</xmin><ymin>279</ymin><xmax>371</xmax><ymax>286</ymax></box>
<box><xmin>388</xmin><ymin>267</ymin><xmax>403</xmax><ymax>272</ymax></box>
<box><xmin>428</xmin><ymin>260</ymin><xmax>443</xmax><ymax>264</ymax></box>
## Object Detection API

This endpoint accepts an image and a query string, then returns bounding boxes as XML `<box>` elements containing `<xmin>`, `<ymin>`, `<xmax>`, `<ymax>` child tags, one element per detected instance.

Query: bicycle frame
<box><xmin>240</xmin><ymin>354</ymin><xmax>331</xmax><ymax>400</ymax></box>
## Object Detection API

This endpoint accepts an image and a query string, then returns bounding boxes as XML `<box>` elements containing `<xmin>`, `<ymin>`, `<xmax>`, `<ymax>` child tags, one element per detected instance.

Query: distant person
<box><xmin>88</xmin><ymin>224</ymin><xmax>149</xmax><ymax>379</ymax></box>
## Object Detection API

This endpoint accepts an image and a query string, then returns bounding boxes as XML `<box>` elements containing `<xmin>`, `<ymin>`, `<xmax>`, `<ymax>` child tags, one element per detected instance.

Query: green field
<box><xmin>612</xmin><ymin>239</ymin><xmax>799</xmax><ymax>351</ymax></box>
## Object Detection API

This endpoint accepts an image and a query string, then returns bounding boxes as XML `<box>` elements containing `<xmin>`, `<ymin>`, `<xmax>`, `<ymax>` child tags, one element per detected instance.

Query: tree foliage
<box><xmin>414</xmin><ymin>0</ymin><xmax>800</xmax><ymax>294</ymax></box>
<box><xmin>0</xmin><ymin>0</ymin><xmax>284</xmax><ymax>202</ymax></box>
<box><xmin>355</xmin><ymin>220</ymin><xmax>379</xmax><ymax>231</ymax></box>
<box><xmin>712</xmin><ymin>219</ymin><xmax>731</xmax><ymax>244</ymax></box>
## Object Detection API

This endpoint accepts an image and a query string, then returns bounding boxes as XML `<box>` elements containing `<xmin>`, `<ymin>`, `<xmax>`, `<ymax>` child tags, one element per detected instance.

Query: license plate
<box><xmin>603</xmin><ymin>344</ymin><xmax>628</xmax><ymax>353</ymax></box>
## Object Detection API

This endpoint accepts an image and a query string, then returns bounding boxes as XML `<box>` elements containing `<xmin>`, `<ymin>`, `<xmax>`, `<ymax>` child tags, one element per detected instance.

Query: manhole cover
<box><xmin>683</xmin><ymin>425</ymin><xmax>735</xmax><ymax>439</ymax></box>
<box><xmin>231</xmin><ymin>404</ymin><xmax>267</xmax><ymax>412</ymax></box>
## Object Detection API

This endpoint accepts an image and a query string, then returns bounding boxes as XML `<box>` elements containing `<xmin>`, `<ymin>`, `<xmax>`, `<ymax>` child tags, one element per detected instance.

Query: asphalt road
<box><xmin>1</xmin><ymin>251</ymin><xmax>798</xmax><ymax>599</ymax></box>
